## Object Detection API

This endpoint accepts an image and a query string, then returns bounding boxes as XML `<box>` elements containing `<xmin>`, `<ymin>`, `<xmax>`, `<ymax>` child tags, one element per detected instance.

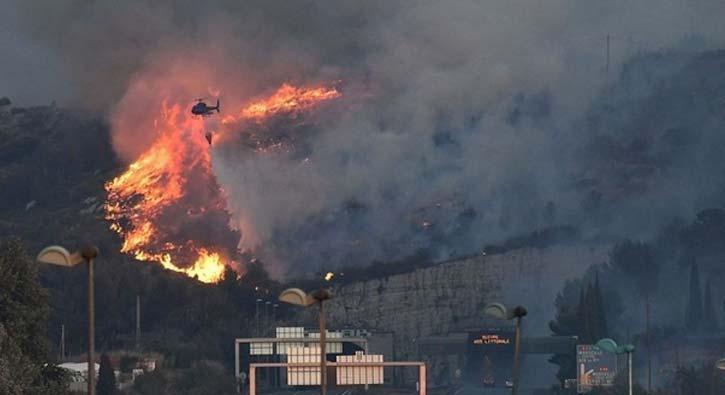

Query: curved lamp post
<box><xmin>279</xmin><ymin>287</ymin><xmax>332</xmax><ymax>395</ymax></box>
<box><xmin>37</xmin><ymin>245</ymin><xmax>98</xmax><ymax>395</ymax></box>
<box><xmin>483</xmin><ymin>303</ymin><xmax>527</xmax><ymax>395</ymax></box>
<box><xmin>712</xmin><ymin>358</ymin><xmax>725</xmax><ymax>395</ymax></box>
<box><xmin>716</xmin><ymin>358</ymin><xmax>725</xmax><ymax>371</ymax></box>
<box><xmin>596</xmin><ymin>338</ymin><xmax>635</xmax><ymax>395</ymax></box>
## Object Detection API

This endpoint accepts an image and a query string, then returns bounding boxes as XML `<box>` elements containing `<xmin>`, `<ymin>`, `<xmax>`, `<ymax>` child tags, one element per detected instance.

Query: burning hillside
<box><xmin>104</xmin><ymin>82</ymin><xmax>340</xmax><ymax>283</ymax></box>
<box><xmin>222</xmin><ymin>83</ymin><xmax>340</xmax><ymax>124</ymax></box>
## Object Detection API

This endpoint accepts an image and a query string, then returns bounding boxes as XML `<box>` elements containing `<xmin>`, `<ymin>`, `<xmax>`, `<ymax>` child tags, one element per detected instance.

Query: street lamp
<box><xmin>37</xmin><ymin>245</ymin><xmax>98</xmax><ymax>395</ymax></box>
<box><xmin>255</xmin><ymin>299</ymin><xmax>262</xmax><ymax>336</ymax></box>
<box><xmin>272</xmin><ymin>304</ymin><xmax>278</xmax><ymax>329</ymax></box>
<box><xmin>483</xmin><ymin>303</ymin><xmax>527</xmax><ymax>395</ymax></box>
<box><xmin>712</xmin><ymin>358</ymin><xmax>725</xmax><ymax>395</ymax></box>
<box><xmin>279</xmin><ymin>287</ymin><xmax>332</xmax><ymax>395</ymax></box>
<box><xmin>716</xmin><ymin>359</ymin><xmax>725</xmax><ymax>371</ymax></box>
<box><xmin>596</xmin><ymin>338</ymin><xmax>635</xmax><ymax>395</ymax></box>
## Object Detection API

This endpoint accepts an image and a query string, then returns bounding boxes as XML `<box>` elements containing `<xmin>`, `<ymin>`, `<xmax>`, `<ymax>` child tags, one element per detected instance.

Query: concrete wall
<box><xmin>324</xmin><ymin>244</ymin><xmax>609</xmax><ymax>362</ymax></box>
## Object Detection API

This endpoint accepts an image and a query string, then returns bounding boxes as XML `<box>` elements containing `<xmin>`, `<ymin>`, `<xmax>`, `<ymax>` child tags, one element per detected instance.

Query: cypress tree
<box><xmin>96</xmin><ymin>353</ymin><xmax>116</xmax><ymax>395</ymax></box>
<box><xmin>703</xmin><ymin>280</ymin><xmax>718</xmax><ymax>332</ymax></box>
<box><xmin>548</xmin><ymin>280</ymin><xmax>584</xmax><ymax>384</ymax></box>
<box><xmin>578</xmin><ymin>280</ymin><xmax>608</xmax><ymax>344</ymax></box>
<box><xmin>577</xmin><ymin>287</ymin><xmax>591</xmax><ymax>343</ymax></box>
<box><xmin>585</xmin><ymin>282</ymin><xmax>596</xmax><ymax>343</ymax></box>
<box><xmin>685</xmin><ymin>262</ymin><xmax>703</xmax><ymax>331</ymax></box>
<box><xmin>593</xmin><ymin>274</ymin><xmax>608</xmax><ymax>340</ymax></box>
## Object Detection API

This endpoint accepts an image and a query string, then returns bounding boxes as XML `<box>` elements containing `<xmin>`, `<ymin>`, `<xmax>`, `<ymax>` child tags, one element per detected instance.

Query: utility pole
<box><xmin>606</xmin><ymin>34</ymin><xmax>611</xmax><ymax>84</ymax></box>
<box><xmin>136</xmin><ymin>294</ymin><xmax>141</xmax><ymax>350</ymax></box>
<box><xmin>60</xmin><ymin>324</ymin><xmax>65</xmax><ymax>361</ymax></box>
<box><xmin>255</xmin><ymin>299</ymin><xmax>262</xmax><ymax>336</ymax></box>
<box><xmin>319</xmin><ymin>296</ymin><xmax>328</xmax><ymax>395</ymax></box>
<box><xmin>36</xmin><ymin>245</ymin><xmax>97</xmax><ymax>395</ymax></box>
<box><xmin>272</xmin><ymin>304</ymin><xmax>278</xmax><ymax>329</ymax></box>
<box><xmin>512</xmin><ymin>315</ymin><xmax>523</xmax><ymax>395</ymax></box>
<box><xmin>278</xmin><ymin>288</ymin><xmax>332</xmax><ymax>395</ymax></box>
<box><xmin>82</xmin><ymin>246</ymin><xmax>98</xmax><ymax>395</ymax></box>
<box><xmin>646</xmin><ymin>295</ymin><xmax>651</xmax><ymax>393</ymax></box>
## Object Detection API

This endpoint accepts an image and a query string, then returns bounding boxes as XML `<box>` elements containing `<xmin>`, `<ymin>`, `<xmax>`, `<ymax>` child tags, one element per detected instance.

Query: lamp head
<box><xmin>311</xmin><ymin>288</ymin><xmax>332</xmax><ymax>302</ymax></box>
<box><xmin>511</xmin><ymin>305</ymin><xmax>528</xmax><ymax>318</ymax></box>
<box><xmin>36</xmin><ymin>246</ymin><xmax>84</xmax><ymax>267</ymax></box>
<box><xmin>483</xmin><ymin>303</ymin><xmax>528</xmax><ymax>320</ymax></box>
<box><xmin>279</xmin><ymin>288</ymin><xmax>316</xmax><ymax>307</ymax></box>
<box><xmin>80</xmin><ymin>246</ymin><xmax>99</xmax><ymax>260</ymax></box>
<box><xmin>716</xmin><ymin>358</ymin><xmax>725</xmax><ymax>371</ymax></box>
<box><xmin>595</xmin><ymin>338</ymin><xmax>620</xmax><ymax>354</ymax></box>
<box><xmin>483</xmin><ymin>303</ymin><xmax>508</xmax><ymax>320</ymax></box>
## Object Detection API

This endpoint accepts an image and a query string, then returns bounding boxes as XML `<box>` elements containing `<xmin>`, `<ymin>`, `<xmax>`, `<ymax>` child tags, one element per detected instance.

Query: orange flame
<box><xmin>105</xmin><ymin>82</ymin><xmax>341</xmax><ymax>283</ymax></box>
<box><xmin>136</xmin><ymin>249</ymin><xmax>226</xmax><ymax>284</ymax></box>
<box><xmin>105</xmin><ymin>100</ymin><xmax>227</xmax><ymax>283</ymax></box>
<box><xmin>222</xmin><ymin>83</ymin><xmax>340</xmax><ymax>124</ymax></box>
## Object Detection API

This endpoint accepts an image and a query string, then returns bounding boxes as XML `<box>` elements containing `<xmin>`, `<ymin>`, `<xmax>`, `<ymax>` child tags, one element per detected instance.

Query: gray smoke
<box><xmin>6</xmin><ymin>1</ymin><xmax>725</xmax><ymax>277</ymax></box>
<box><xmin>0</xmin><ymin>5</ymin><xmax>70</xmax><ymax>106</ymax></box>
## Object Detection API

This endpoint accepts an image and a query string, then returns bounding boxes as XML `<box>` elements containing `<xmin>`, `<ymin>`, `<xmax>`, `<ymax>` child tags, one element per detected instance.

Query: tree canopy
<box><xmin>0</xmin><ymin>239</ymin><xmax>70</xmax><ymax>394</ymax></box>
<box><xmin>97</xmin><ymin>353</ymin><xmax>117</xmax><ymax>395</ymax></box>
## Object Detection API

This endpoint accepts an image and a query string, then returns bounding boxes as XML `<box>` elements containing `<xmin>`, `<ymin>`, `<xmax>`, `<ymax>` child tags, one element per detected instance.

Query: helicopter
<box><xmin>191</xmin><ymin>98</ymin><xmax>220</xmax><ymax>116</ymax></box>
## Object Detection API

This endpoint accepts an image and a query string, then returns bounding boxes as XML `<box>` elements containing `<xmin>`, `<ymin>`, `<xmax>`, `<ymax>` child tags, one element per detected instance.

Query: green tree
<box><xmin>549</xmin><ymin>274</ymin><xmax>613</xmax><ymax>385</ymax></box>
<box><xmin>673</xmin><ymin>363</ymin><xmax>715</xmax><ymax>395</ymax></box>
<box><xmin>0</xmin><ymin>240</ymin><xmax>48</xmax><ymax>363</ymax></box>
<box><xmin>684</xmin><ymin>262</ymin><xmax>703</xmax><ymax>331</ymax></box>
<box><xmin>592</xmin><ymin>274</ymin><xmax>608</xmax><ymax>340</ymax></box>
<box><xmin>580</xmin><ymin>274</ymin><xmax>608</xmax><ymax>343</ymax></box>
<box><xmin>97</xmin><ymin>353</ymin><xmax>117</xmax><ymax>395</ymax></box>
<box><xmin>0</xmin><ymin>239</ymin><xmax>70</xmax><ymax>394</ymax></box>
<box><xmin>610</xmin><ymin>240</ymin><xmax>657</xmax><ymax>391</ymax></box>
<box><xmin>172</xmin><ymin>360</ymin><xmax>236</xmax><ymax>395</ymax></box>
<box><xmin>0</xmin><ymin>322</ymin><xmax>33</xmax><ymax>394</ymax></box>
<box><xmin>578</xmin><ymin>287</ymin><xmax>590</xmax><ymax>342</ymax></box>
<box><xmin>131</xmin><ymin>369</ymin><xmax>169</xmax><ymax>395</ymax></box>
<box><xmin>549</xmin><ymin>280</ymin><xmax>583</xmax><ymax>383</ymax></box>
<box><xmin>703</xmin><ymin>279</ymin><xmax>718</xmax><ymax>332</ymax></box>
<box><xmin>243</xmin><ymin>259</ymin><xmax>271</xmax><ymax>285</ymax></box>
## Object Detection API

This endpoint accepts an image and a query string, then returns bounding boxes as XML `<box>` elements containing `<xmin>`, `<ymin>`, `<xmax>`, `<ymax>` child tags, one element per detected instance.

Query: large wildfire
<box><xmin>105</xmin><ymin>83</ymin><xmax>340</xmax><ymax>283</ymax></box>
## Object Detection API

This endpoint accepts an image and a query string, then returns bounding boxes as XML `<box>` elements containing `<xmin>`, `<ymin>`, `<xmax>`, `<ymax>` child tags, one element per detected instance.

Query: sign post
<box><xmin>577</xmin><ymin>345</ymin><xmax>617</xmax><ymax>393</ymax></box>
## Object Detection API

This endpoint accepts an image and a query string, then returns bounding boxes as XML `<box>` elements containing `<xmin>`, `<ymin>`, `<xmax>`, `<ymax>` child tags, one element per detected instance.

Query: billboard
<box><xmin>466</xmin><ymin>329</ymin><xmax>515</xmax><ymax>387</ymax></box>
<box><xmin>577</xmin><ymin>345</ymin><xmax>617</xmax><ymax>393</ymax></box>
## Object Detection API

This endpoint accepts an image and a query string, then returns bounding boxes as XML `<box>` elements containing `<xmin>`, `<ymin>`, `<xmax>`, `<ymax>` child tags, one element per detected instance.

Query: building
<box><xmin>235</xmin><ymin>326</ymin><xmax>395</xmax><ymax>390</ymax></box>
<box><xmin>58</xmin><ymin>362</ymin><xmax>100</xmax><ymax>393</ymax></box>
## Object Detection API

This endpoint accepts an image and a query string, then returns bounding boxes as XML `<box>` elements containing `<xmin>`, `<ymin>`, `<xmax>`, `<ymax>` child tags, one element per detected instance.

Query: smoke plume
<box><xmin>6</xmin><ymin>1</ymin><xmax>725</xmax><ymax>277</ymax></box>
